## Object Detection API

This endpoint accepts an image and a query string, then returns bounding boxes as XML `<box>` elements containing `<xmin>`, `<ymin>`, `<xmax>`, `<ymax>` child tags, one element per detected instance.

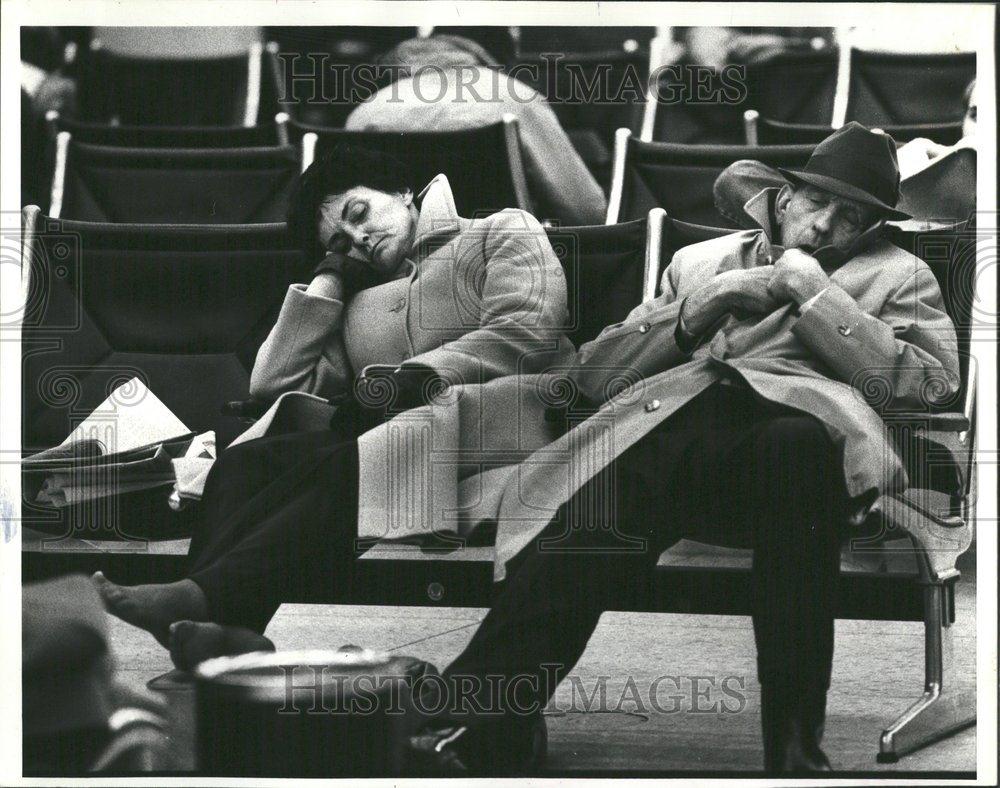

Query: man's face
<box><xmin>775</xmin><ymin>183</ymin><xmax>878</xmax><ymax>254</ymax></box>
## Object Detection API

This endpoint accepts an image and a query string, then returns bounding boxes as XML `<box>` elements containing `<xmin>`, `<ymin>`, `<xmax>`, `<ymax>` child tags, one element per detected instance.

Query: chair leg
<box><xmin>877</xmin><ymin>576</ymin><xmax>976</xmax><ymax>762</ymax></box>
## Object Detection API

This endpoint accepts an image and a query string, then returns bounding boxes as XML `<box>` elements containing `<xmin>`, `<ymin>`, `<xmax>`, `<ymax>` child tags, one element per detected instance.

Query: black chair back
<box><xmin>78</xmin><ymin>44</ymin><xmax>270</xmax><ymax>127</ymax></box>
<box><xmin>545</xmin><ymin>219</ymin><xmax>648</xmax><ymax>349</ymax></box>
<box><xmin>56</xmin><ymin>139</ymin><xmax>299</xmax><ymax>223</ymax></box>
<box><xmin>295</xmin><ymin>120</ymin><xmax>530</xmax><ymax>219</ymax></box>
<box><xmin>755</xmin><ymin>116</ymin><xmax>965</xmax><ymax>147</ymax></box>
<box><xmin>885</xmin><ymin>220</ymin><xmax>977</xmax><ymax>411</ymax></box>
<box><xmin>647</xmin><ymin>43</ymin><xmax>837</xmax><ymax>145</ymax></box>
<box><xmin>51</xmin><ymin>115</ymin><xmax>283</xmax><ymax>148</ymax></box>
<box><xmin>845</xmin><ymin>50</ymin><xmax>976</xmax><ymax>126</ymax></box>
<box><xmin>21</xmin><ymin>209</ymin><xmax>308</xmax><ymax>454</ymax></box>
<box><xmin>515</xmin><ymin>26</ymin><xmax>656</xmax><ymax>56</ymax></box>
<box><xmin>744</xmin><ymin>48</ymin><xmax>839</xmax><ymax>125</ymax></box>
<box><xmin>616</xmin><ymin>136</ymin><xmax>814</xmax><ymax>225</ymax></box>
<box><xmin>514</xmin><ymin>47</ymin><xmax>648</xmax><ymax>184</ymax></box>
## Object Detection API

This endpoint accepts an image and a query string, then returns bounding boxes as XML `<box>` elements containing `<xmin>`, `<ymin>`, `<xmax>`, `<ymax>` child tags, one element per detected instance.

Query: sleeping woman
<box><xmin>93</xmin><ymin>145</ymin><xmax>574</xmax><ymax>666</ymax></box>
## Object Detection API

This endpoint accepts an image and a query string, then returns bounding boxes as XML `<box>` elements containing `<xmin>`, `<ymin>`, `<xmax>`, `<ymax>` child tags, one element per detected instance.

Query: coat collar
<box><xmin>742</xmin><ymin>187</ymin><xmax>886</xmax><ymax>269</ymax></box>
<box><xmin>410</xmin><ymin>174</ymin><xmax>465</xmax><ymax>253</ymax></box>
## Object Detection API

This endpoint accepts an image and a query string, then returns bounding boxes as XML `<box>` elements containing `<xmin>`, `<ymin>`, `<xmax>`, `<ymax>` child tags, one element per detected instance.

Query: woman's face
<box><xmin>316</xmin><ymin>186</ymin><xmax>417</xmax><ymax>276</ymax></box>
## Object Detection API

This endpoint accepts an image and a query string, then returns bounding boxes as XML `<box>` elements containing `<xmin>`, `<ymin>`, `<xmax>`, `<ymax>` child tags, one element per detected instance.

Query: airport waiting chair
<box><xmin>545</xmin><ymin>217</ymin><xmax>651</xmax><ymax>350</ymax></box>
<box><xmin>514</xmin><ymin>46</ymin><xmax>651</xmax><ymax>189</ymax></box>
<box><xmin>77</xmin><ymin>38</ymin><xmax>273</xmax><ymax>127</ymax></box>
<box><xmin>511</xmin><ymin>33</ymin><xmax>654</xmax><ymax>186</ymax></box>
<box><xmin>743</xmin><ymin>111</ymin><xmax>965</xmax><ymax>147</ymax></box>
<box><xmin>294</xmin><ymin>117</ymin><xmax>534</xmax><ymax>219</ymax></box>
<box><xmin>743</xmin><ymin>47</ymin><xmax>839</xmax><ymax>125</ymax></box>
<box><xmin>45</xmin><ymin>111</ymin><xmax>290</xmax><ymax>148</ymax></box>
<box><xmin>845</xmin><ymin>49</ymin><xmax>976</xmax><ymax>127</ymax></box>
<box><xmin>20</xmin><ymin>206</ymin><xmax>307</xmax><ymax>537</ymax></box>
<box><xmin>606</xmin><ymin>128</ymin><xmax>814</xmax><ymax>226</ymax></box>
<box><xmin>645</xmin><ymin>206</ymin><xmax>978</xmax><ymax>760</ymax></box>
<box><xmin>642</xmin><ymin>45</ymin><xmax>839</xmax><ymax>146</ymax></box>
<box><xmin>49</xmin><ymin>133</ymin><xmax>299</xmax><ymax>223</ymax></box>
<box><xmin>513</xmin><ymin>25</ymin><xmax>656</xmax><ymax>56</ymax></box>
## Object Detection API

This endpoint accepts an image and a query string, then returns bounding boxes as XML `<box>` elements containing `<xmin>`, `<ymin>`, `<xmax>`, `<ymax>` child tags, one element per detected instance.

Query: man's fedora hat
<box><xmin>778</xmin><ymin>121</ymin><xmax>912</xmax><ymax>221</ymax></box>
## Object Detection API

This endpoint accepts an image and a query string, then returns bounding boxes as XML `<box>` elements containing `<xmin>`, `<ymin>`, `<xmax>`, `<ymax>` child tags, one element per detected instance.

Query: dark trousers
<box><xmin>187</xmin><ymin>383</ymin><xmax>850</xmax><ymax>700</ymax></box>
<box><xmin>440</xmin><ymin>383</ymin><xmax>852</xmax><ymax>720</ymax></box>
<box><xmin>187</xmin><ymin>429</ymin><xmax>362</xmax><ymax>632</ymax></box>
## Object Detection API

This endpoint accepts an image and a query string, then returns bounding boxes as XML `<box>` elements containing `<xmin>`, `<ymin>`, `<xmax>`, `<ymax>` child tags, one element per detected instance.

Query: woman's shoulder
<box><xmin>468</xmin><ymin>207</ymin><xmax>547</xmax><ymax>235</ymax></box>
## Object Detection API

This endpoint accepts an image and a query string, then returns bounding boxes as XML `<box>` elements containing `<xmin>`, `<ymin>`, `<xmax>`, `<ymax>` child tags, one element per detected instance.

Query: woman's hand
<box><xmin>310</xmin><ymin>251</ymin><xmax>385</xmax><ymax>298</ymax></box>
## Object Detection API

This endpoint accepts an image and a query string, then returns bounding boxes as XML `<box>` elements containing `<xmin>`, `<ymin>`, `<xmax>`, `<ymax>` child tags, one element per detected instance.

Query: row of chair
<box><xmin>643</xmin><ymin>46</ymin><xmax>975</xmax><ymax>144</ymax></box>
<box><xmin>21</xmin><ymin>202</ymin><xmax>977</xmax><ymax>761</ymax></box>
<box><xmin>55</xmin><ymin>29</ymin><xmax>653</xmax><ymax>187</ymax></box>
<box><xmin>44</xmin><ymin>114</ymin><xmax>532</xmax><ymax>223</ymax></box>
<box><xmin>43</xmin><ymin>112</ymin><xmax>978</xmax><ymax>232</ymax></box>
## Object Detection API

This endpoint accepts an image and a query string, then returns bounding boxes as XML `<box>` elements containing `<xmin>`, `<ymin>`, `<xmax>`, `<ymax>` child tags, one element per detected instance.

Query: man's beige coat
<box><xmin>387</xmin><ymin>189</ymin><xmax>960</xmax><ymax>581</ymax></box>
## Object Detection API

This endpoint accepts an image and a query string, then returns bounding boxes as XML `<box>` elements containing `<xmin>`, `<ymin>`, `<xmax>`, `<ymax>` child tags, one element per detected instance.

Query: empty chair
<box><xmin>644</xmin><ymin>45</ymin><xmax>838</xmax><ymax>144</ymax></box>
<box><xmin>512</xmin><ymin>46</ymin><xmax>650</xmax><ymax>187</ymax></box>
<box><xmin>606</xmin><ymin>128</ymin><xmax>814</xmax><ymax>225</ymax></box>
<box><xmin>77</xmin><ymin>37</ymin><xmax>272</xmax><ymax>127</ymax></box>
<box><xmin>743</xmin><ymin>48</ymin><xmax>839</xmax><ymax>125</ymax></box>
<box><xmin>50</xmin><ymin>133</ymin><xmax>299</xmax><ymax>223</ymax></box>
<box><xmin>845</xmin><ymin>49</ymin><xmax>976</xmax><ymax>126</ymax></box>
<box><xmin>20</xmin><ymin>206</ymin><xmax>307</xmax><ymax>534</ymax></box>
<box><xmin>46</xmin><ymin>111</ymin><xmax>288</xmax><ymax>148</ymax></box>
<box><xmin>544</xmin><ymin>217</ymin><xmax>650</xmax><ymax>351</ymax></box>
<box><xmin>743</xmin><ymin>111</ymin><xmax>965</xmax><ymax>147</ymax></box>
<box><xmin>514</xmin><ymin>26</ymin><xmax>656</xmax><ymax>56</ymax></box>
<box><xmin>295</xmin><ymin>117</ymin><xmax>533</xmax><ymax>219</ymax></box>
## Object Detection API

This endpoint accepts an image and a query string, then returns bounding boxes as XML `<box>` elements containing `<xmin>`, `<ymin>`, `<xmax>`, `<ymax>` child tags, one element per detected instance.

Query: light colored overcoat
<box><xmin>375</xmin><ymin>188</ymin><xmax>960</xmax><ymax>581</ymax></box>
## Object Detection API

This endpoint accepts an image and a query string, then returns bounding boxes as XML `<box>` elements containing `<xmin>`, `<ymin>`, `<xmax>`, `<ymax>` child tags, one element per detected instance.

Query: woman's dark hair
<box><xmin>288</xmin><ymin>144</ymin><xmax>414</xmax><ymax>262</ymax></box>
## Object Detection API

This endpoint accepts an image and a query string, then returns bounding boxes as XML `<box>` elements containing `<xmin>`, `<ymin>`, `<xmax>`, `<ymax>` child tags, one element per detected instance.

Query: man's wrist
<box><xmin>790</xmin><ymin>274</ymin><xmax>829</xmax><ymax>305</ymax></box>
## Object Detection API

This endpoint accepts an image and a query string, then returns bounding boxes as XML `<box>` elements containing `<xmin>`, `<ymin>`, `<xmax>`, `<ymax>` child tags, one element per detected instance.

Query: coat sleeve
<box><xmin>569</xmin><ymin>249</ymin><xmax>693</xmax><ymax>403</ymax></box>
<box><xmin>406</xmin><ymin>209</ymin><xmax>570</xmax><ymax>387</ymax></box>
<box><xmin>790</xmin><ymin>264</ymin><xmax>961</xmax><ymax>410</ymax></box>
<box><xmin>248</xmin><ymin>284</ymin><xmax>353</xmax><ymax>402</ymax></box>
<box><xmin>508</xmin><ymin>81</ymin><xmax>608</xmax><ymax>225</ymax></box>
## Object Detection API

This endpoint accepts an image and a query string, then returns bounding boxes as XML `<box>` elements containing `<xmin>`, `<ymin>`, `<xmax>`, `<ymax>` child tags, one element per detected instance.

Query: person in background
<box><xmin>345</xmin><ymin>34</ymin><xmax>608</xmax><ymax>226</ymax></box>
<box><xmin>676</xmin><ymin>26</ymin><xmax>835</xmax><ymax>71</ymax></box>
<box><xmin>90</xmin><ymin>26</ymin><xmax>263</xmax><ymax>58</ymax></box>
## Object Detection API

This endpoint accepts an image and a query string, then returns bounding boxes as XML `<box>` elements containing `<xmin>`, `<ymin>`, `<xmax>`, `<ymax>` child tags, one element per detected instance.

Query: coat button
<box><xmin>644</xmin><ymin>399</ymin><xmax>661</xmax><ymax>413</ymax></box>
<box><xmin>838</xmin><ymin>324</ymin><xmax>852</xmax><ymax>336</ymax></box>
<box><xmin>638</xmin><ymin>322</ymin><xmax>650</xmax><ymax>334</ymax></box>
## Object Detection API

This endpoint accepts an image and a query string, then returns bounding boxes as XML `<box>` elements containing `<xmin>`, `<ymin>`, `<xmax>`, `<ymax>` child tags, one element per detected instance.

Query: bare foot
<box><xmin>168</xmin><ymin>620</ymin><xmax>275</xmax><ymax>671</ymax></box>
<box><xmin>91</xmin><ymin>572</ymin><xmax>208</xmax><ymax>646</ymax></box>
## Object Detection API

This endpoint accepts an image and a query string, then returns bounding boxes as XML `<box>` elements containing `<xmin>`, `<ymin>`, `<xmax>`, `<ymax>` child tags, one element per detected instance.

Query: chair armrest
<box><xmin>876</xmin><ymin>492</ymin><xmax>973</xmax><ymax>582</ymax></box>
<box><xmin>883</xmin><ymin>411</ymin><xmax>970</xmax><ymax>433</ymax></box>
<box><xmin>221</xmin><ymin>399</ymin><xmax>271</xmax><ymax>420</ymax></box>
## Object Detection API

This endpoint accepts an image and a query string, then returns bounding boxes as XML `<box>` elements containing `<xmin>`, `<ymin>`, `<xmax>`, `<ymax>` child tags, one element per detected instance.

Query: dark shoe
<box><xmin>761</xmin><ymin>685</ymin><xmax>833</xmax><ymax>773</ymax></box>
<box><xmin>407</xmin><ymin>714</ymin><xmax>547</xmax><ymax>776</ymax></box>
